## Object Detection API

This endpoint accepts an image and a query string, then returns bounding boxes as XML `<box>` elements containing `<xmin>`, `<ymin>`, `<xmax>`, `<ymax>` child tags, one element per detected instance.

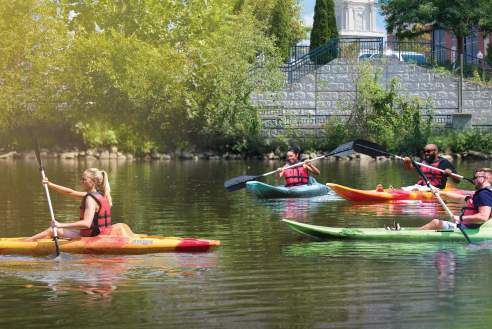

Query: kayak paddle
<box><xmin>412</xmin><ymin>159</ymin><xmax>472</xmax><ymax>244</ymax></box>
<box><xmin>352</xmin><ymin>139</ymin><xmax>473</xmax><ymax>184</ymax></box>
<box><xmin>224</xmin><ymin>141</ymin><xmax>356</xmax><ymax>192</ymax></box>
<box><xmin>34</xmin><ymin>139</ymin><xmax>61</xmax><ymax>256</ymax></box>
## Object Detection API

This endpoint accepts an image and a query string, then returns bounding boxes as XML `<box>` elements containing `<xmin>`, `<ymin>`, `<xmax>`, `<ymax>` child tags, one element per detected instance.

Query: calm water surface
<box><xmin>1</xmin><ymin>158</ymin><xmax>492</xmax><ymax>329</ymax></box>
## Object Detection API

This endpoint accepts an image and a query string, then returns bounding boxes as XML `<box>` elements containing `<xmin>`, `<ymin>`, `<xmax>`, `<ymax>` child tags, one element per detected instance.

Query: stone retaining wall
<box><xmin>251</xmin><ymin>59</ymin><xmax>492</xmax><ymax>137</ymax></box>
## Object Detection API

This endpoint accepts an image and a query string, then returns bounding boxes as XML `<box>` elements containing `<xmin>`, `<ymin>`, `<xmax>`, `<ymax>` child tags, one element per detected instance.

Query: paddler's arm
<box><xmin>402</xmin><ymin>157</ymin><xmax>414</xmax><ymax>170</ymax></box>
<box><xmin>43</xmin><ymin>178</ymin><xmax>86</xmax><ymax>200</ymax></box>
<box><xmin>277</xmin><ymin>166</ymin><xmax>286</xmax><ymax>178</ymax></box>
<box><xmin>454</xmin><ymin>206</ymin><xmax>492</xmax><ymax>225</ymax></box>
<box><xmin>439</xmin><ymin>191</ymin><xmax>467</xmax><ymax>203</ymax></box>
<box><xmin>303</xmin><ymin>161</ymin><xmax>320</xmax><ymax>176</ymax></box>
<box><xmin>441</xmin><ymin>159</ymin><xmax>461</xmax><ymax>184</ymax></box>
<box><xmin>444</xmin><ymin>169</ymin><xmax>462</xmax><ymax>184</ymax></box>
<box><xmin>55</xmin><ymin>197</ymin><xmax>96</xmax><ymax>229</ymax></box>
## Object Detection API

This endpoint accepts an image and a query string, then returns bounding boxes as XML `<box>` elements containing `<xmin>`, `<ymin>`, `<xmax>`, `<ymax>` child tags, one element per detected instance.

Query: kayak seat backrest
<box><xmin>478</xmin><ymin>219</ymin><xmax>492</xmax><ymax>230</ymax></box>
<box><xmin>104</xmin><ymin>223</ymin><xmax>136</xmax><ymax>238</ymax></box>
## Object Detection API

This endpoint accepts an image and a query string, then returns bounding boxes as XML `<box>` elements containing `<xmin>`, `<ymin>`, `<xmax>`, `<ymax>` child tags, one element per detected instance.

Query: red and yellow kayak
<box><xmin>0</xmin><ymin>224</ymin><xmax>220</xmax><ymax>256</ymax></box>
<box><xmin>326</xmin><ymin>183</ymin><xmax>471</xmax><ymax>202</ymax></box>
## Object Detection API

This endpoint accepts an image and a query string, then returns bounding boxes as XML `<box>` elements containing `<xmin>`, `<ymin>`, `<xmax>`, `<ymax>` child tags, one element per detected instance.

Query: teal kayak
<box><xmin>246</xmin><ymin>178</ymin><xmax>330</xmax><ymax>199</ymax></box>
<box><xmin>282</xmin><ymin>219</ymin><xmax>492</xmax><ymax>242</ymax></box>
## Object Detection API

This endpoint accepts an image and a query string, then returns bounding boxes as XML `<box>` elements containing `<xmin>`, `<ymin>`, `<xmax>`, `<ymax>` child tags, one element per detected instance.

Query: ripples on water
<box><xmin>0</xmin><ymin>159</ymin><xmax>492</xmax><ymax>329</ymax></box>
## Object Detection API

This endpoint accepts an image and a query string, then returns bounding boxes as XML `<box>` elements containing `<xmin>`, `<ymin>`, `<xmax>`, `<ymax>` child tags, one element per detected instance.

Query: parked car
<box><xmin>398</xmin><ymin>52</ymin><xmax>427</xmax><ymax>65</ymax></box>
<box><xmin>358</xmin><ymin>50</ymin><xmax>426</xmax><ymax>65</ymax></box>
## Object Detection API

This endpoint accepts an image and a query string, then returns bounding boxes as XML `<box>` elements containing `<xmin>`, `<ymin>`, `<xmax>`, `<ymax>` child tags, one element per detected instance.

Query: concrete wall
<box><xmin>251</xmin><ymin>59</ymin><xmax>492</xmax><ymax>137</ymax></box>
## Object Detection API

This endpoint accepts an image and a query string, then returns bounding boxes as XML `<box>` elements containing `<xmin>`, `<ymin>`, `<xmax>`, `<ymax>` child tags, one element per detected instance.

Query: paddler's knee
<box><xmin>429</xmin><ymin>218</ymin><xmax>443</xmax><ymax>229</ymax></box>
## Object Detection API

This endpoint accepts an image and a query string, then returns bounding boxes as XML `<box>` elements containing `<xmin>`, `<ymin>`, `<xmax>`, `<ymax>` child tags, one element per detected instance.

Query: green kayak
<box><xmin>282</xmin><ymin>219</ymin><xmax>492</xmax><ymax>242</ymax></box>
<box><xmin>246</xmin><ymin>178</ymin><xmax>330</xmax><ymax>199</ymax></box>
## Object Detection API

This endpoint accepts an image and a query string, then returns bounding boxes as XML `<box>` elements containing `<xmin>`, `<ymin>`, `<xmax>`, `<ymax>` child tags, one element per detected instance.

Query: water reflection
<box><xmin>433</xmin><ymin>250</ymin><xmax>456</xmax><ymax>294</ymax></box>
<box><xmin>253</xmin><ymin>193</ymin><xmax>342</xmax><ymax>221</ymax></box>
<box><xmin>335</xmin><ymin>201</ymin><xmax>461</xmax><ymax>219</ymax></box>
<box><xmin>0</xmin><ymin>252</ymin><xmax>218</xmax><ymax>300</ymax></box>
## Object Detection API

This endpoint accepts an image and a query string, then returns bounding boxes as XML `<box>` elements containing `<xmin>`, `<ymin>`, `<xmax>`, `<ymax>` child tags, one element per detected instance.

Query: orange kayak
<box><xmin>326</xmin><ymin>183</ymin><xmax>472</xmax><ymax>202</ymax></box>
<box><xmin>0</xmin><ymin>224</ymin><xmax>220</xmax><ymax>256</ymax></box>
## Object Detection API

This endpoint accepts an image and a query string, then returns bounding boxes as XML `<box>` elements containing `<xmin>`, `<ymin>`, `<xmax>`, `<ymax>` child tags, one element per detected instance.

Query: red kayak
<box><xmin>326</xmin><ymin>183</ymin><xmax>472</xmax><ymax>202</ymax></box>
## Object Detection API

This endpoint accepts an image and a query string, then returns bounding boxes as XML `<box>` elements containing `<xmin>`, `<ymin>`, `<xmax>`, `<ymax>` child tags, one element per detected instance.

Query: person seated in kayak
<box><xmin>401</xmin><ymin>144</ymin><xmax>460</xmax><ymax>191</ymax></box>
<box><xmin>278</xmin><ymin>147</ymin><xmax>320</xmax><ymax>187</ymax></box>
<box><xmin>26</xmin><ymin>168</ymin><xmax>112</xmax><ymax>241</ymax></box>
<box><xmin>419</xmin><ymin>168</ymin><xmax>492</xmax><ymax>230</ymax></box>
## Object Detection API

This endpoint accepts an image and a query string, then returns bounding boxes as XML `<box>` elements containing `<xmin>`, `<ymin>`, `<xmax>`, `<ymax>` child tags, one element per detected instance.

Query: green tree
<box><xmin>310</xmin><ymin>0</ymin><xmax>338</xmax><ymax>64</ymax></box>
<box><xmin>479</xmin><ymin>0</ymin><xmax>492</xmax><ymax>31</ymax></box>
<box><xmin>0</xmin><ymin>0</ymin><xmax>286</xmax><ymax>152</ymax></box>
<box><xmin>61</xmin><ymin>0</ymin><xmax>283</xmax><ymax>152</ymax></box>
<box><xmin>381</xmin><ymin>0</ymin><xmax>490</xmax><ymax>58</ymax></box>
<box><xmin>270</xmin><ymin>0</ymin><xmax>291</xmax><ymax>61</ymax></box>
<box><xmin>236</xmin><ymin>0</ymin><xmax>303</xmax><ymax>62</ymax></box>
<box><xmin>0</xmin><ymin>0</ymin><xmax>72</xmax><ymax>148</ymax></box>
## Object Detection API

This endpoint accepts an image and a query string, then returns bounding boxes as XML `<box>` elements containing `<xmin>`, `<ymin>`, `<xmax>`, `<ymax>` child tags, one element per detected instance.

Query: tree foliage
<box><xmin>380</xmin><ymin>0</ymin><xmax>492</xmax><ymax>56</ymax></box>
<box><xmin>310</xmin><ymin>0</ymin><xmax>338</xmax><ymax>64</ymax></box>
<box><xmin>478</xmin><ymin>0</ymin><xmax>492</xmax><ymax>32</ymax></box>
<box><xmin>0</xmin><ymin>0</ymin><xmax>302</xmax><ymax>152</ymax></box>
<box><xmin>270</xmin><ymin>0</ymin><xmax>292</xmax><ymax>61</ymax></box>
<box><xmin>0</xmin><ymin>1</ymin><xmax>72</xmax><ymax>147</ymax></box>
<box><xmin>235</xmin><ymin>0</ymin><xmax>304</xmax><ymax>62</ymax></box>
<box><xmin>310</xmin><ymin>0</ymin><xmax>338</xmax><ymax>50</ymax></box>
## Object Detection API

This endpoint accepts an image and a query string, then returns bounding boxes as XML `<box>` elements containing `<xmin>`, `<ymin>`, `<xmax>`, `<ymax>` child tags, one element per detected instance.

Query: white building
<box><xmin>334</xmin><ymin>0</ymin><xmax>384</xmax><ymax>39</ymax></box>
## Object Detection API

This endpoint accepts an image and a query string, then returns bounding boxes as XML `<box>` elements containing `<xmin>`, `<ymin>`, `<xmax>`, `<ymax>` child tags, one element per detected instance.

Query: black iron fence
<box><xmin>284</xmin><ymin>38</ymin><xmax>492</xmax><ymax>84</ymax></box>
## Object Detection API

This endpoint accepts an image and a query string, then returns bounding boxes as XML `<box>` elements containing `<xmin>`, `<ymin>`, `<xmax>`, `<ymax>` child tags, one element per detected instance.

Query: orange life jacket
<box><xmin>284</xmin><ymin>163</ymin><xmax>309</xmax><ymax>187</ymax></box>
<box><xmin>79</xmin><ymin>192</ymin><xmax>111</xmax><ymax>237</ymax></box>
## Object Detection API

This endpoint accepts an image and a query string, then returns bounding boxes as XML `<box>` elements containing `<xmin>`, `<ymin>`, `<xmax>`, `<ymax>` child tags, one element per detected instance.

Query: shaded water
<box><xmin>1</xmin><ymin>158</ymin><xmax>492</xmax><ymax>328</ymax></box>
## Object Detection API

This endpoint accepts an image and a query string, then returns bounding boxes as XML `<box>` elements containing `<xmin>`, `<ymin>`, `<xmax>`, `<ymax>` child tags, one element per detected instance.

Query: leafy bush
<box><xmin>429</xmin><ymin>129</ymin><xmax>492</xmax><ymax>153</ymax></box>
<box><xmin>323</xmin><ymin>63</ymin><xmax>433</xmax><ymax>154</ymax></box>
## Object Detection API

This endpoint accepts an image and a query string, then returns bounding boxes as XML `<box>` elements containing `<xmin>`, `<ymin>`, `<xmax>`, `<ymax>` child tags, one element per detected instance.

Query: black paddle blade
<box><xmin>32</xmin><ymin>136</ymin><xmax>44</xmax><ymax>170</ymax></box>
<box><xmin>224</xmin><ymin>175</ymin><xmax>260</xmax><ymax>192</ymax></box>
<box><xmin>352</xmin><ymin>140</ymin><xmax>390</xmax><ymax>158</ymax></box>
<box><xmin>53</xmin><ymin>236</ymin><xmax>61</xmax><ymax>257</ymax></box>
<box><xmin>326</xmin><ymin>141</ymin><xmax>356</xmax><ymax>157</ymax></box>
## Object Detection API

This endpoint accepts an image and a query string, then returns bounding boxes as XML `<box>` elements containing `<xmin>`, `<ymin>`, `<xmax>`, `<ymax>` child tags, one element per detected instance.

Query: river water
<box><xmin>1</xmin><ymin>158</ymin><xmax>492</xmax><ymax>329</ymax></box>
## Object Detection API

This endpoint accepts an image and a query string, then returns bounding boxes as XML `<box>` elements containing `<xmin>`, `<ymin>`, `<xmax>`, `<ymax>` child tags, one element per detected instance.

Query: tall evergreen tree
<box><xmin>270</xmin><ymin>0</ymin><xmax>292</xmax><ymax>62</ymax></box>
<box><xmin>310</xmin><ymin>0</ymin><xmax>338</xmax><ymax>63</ymax></box>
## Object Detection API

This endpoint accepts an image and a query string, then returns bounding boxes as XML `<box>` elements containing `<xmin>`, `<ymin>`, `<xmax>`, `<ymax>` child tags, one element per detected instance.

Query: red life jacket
<box><xmin>460</xmin><ymin>188</ymin><xmax>492</xmax><ymax>228</ymax></box>
<box><xmin>79</xmin><ymin>192</ymin><xmax>112</xmax><ymax>237</ymax></box>
<box><xmin>417</xmin><ymin>158</ymin><xmax>446</xmax><ymax>188</ymax></box>
<box><xmin>461</xmin><ymin>188</ymin><xmax>492</xmax><ymax>216</ymax></box>
<box><xmin>284</xmin><ymin>163</ymin><xmax>309</xmax><ymax>187</ymax></box>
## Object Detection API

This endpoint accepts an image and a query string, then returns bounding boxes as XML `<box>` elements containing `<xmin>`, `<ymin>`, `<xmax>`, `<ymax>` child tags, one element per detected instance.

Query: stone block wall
<box><xmin>251</xmin><ymin>59</ymin><xmax>492</xmax><ymax>136</ymax></box>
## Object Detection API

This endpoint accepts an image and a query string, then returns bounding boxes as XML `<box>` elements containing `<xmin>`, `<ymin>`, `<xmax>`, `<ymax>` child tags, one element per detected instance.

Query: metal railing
<box><xmin>284</xmin><ymin>38</ymin><xmax>492</xmax><ymax>84</ymax></box>
<box><xmin>260</xmin><ymin>109</ymin><xmax>453</xmax><ymax>131</ymax></box>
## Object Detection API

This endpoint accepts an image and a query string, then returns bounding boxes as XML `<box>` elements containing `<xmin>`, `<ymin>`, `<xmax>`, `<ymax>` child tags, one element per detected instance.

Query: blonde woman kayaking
<box><xmin>26</xmin><ymin>168</ymin><xmax>112</xmax><ymax>241</ymax></box>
